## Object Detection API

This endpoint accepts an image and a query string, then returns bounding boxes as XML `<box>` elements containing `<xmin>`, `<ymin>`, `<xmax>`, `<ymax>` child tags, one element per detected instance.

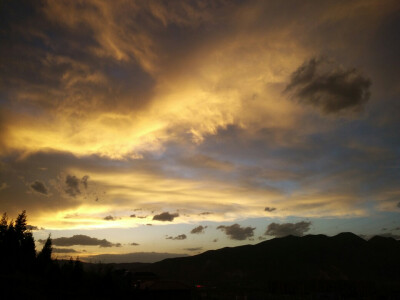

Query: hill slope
<box><xmin>127</xmin><ymin>233</ymin><xmax>400</xmax><ymax>285</ymax></box>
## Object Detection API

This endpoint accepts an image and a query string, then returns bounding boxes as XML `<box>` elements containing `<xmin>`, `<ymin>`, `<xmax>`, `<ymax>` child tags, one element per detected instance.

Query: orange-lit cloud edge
<box><xmin>1</xmin><ymin>1</ymin><xmax>400</xmax><ymax>258</ymax></box>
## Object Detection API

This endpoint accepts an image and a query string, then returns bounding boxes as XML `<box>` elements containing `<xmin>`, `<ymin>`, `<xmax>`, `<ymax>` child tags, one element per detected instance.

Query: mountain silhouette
<box><xmin>124</xmin><ymin>233</ymin><xmax>400</xmax><ymax>286</ymax></box>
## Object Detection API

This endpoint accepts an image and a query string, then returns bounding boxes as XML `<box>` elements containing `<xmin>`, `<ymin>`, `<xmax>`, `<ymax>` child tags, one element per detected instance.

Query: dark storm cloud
<box><xmin>103</xmin><ymin>215</ymin><xmax>115</xmax><ymax>221</ymax></box>
<box><xmin>217</xmin><ymin>224</ymin><xmax>255</xmax><ymax>240</ymax></box>
<box><xmin>65</xmin><ymin>175</ymin><xmax>80</xmax><ymax>197</ymax></box>
<box><xmin>166</xmin><ymin>234</ymin><xmax>187</xmax><ymax>240</ymax></box>
<box><xmin>0</xmin><ymin>152</ymin><xmax>89</xmax><ymax>217</ymax></box>
<box><xmin>130</xmin><ymin>214</ymin><xmax>136</xmax><ymax>217</ymax></box>
<box><xmin>52</xmin><ymin>248</ymin><xmax>79</xmax><ymax>254</ymax></box>
<box><xmin>265</xmin><ymin>221</ymin><xmax>311</xmax><ymax>237</ymax></box>
<box><xmin>39</xmin><ymin>235</ymin><xmax>119</xmax><ymax>247</ymax></box>
<box><xmin>286</xmin><ymin>57</ymin><xmax>371</xmax><ymax>114</ymax></box>
<box><xmin>0</xmin><ymin>0</ymin><xmax>155</xmax><ymax>118</ymax></box>
<box><xmin>130</xmin><ymin>242</ymin><xmax>139</xmax><ymax>246</ymax></box>
<box><xmin>153</xmin><ymin>212</ymin><xmax>179</xmax><ymax>222</ymax></box>
<box><xmin>30</xmin><ymin>180</ymin><xmax>48</xmax><ymax>195</ymax></box>
<box><xmin>81</xmin><ymin>175</ymin><xmax>89</xmax><ymax>189</ymax></box>
<box><xmin>190</xmin><ymin>225</ymin><xmax>207</xmax><ymax>234</ymax></box>
<box><xmin>264</xmin><ymin>207</ymin><xmax>276</xmax><ymax>212</ymax></box>
<box><xmin>184</xmin><ymin>247</ymin><xmax>202</xmax><ymax>251</ymax></box>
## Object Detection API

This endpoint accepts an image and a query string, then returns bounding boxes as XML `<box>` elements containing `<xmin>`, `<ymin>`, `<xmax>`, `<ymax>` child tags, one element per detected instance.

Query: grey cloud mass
<box><xmin>166</xmin><ymin>234</ymin><xmax>187</xmax><ymax>240</ymax></box>
<box><xmin>30</xmin><ymin>180</ymin><xmax>48</xmax><ymax>195</ymax></box>
<box><xmin>190</xmin><ymin>225</ymin><xmax>207</xmax><ymax>234</ymax></box>
<box><xmin>265</xmin><ymin>221</ymin><xmax>312</xmax><ymax>237</ymax></box>
<box><xmin>52</xmin><ymin>248</ymin><xmax>79</xmax><ymax>253</ymax></box>
<box><xmin>39</xmin><ymin>234</ymin><xmax>119</xmax><ymax>247</ymax></box>
<box><xmin>81</xmin><ymin>175</ymin><xmax>89</xmax><ymax>189</ymax></box>
<box><xmin>153</xmin><ymin>212</ymin><xmax>179</xmax><ymax>222</ymax></box>
<box><xmin>65</xmin><ymin>175</ymin><xmax>80</xmax><ymax>197</ymax></box>
<box><xmin>397</xmin><ymin>202</ymin><xmax>400</xmax><ymax>208</ymax></box>
<box><xmin>217</xmin><ymin>224</ymin><xmax>255</xmax><ymax>240</ymax></box>
<box><xmin>265</xmin><ymin>207</ymin><xmax>276</xmax><ymax>212</ymax></box>
<box><xmin>286</xmin><ymin>57</ymin><xmax>371</xmax><ymax>114</ymax></box>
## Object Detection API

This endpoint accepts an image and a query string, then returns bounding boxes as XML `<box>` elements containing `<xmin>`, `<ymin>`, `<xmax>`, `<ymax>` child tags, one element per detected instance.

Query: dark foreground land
<box><xmin>3</xmin><ymin>235</ymin><xmax>400</xmax><ymax>299</ymax></box>
<box><xmin>1</xmin><ymin>212</ymin><xmax>400</xmax><ymax>299</ymax></box>
<box><xmin>115</xmin><ymin>232</ymin><xmax>400</xmax><ymax>299</ymax></box>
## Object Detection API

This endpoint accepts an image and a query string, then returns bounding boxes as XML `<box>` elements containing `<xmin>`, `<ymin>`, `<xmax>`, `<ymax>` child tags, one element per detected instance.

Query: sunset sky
<box><xmin>1</xmin><ymin>0</ymin><xmax>399</xmax><ymax>262</ymax></box>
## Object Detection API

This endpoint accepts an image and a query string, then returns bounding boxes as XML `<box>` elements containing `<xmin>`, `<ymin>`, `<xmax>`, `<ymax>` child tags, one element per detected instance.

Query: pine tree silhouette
<box><xmin>38</xmin><ymin>234</ymin><xmax>52</xmax><ymax>262</ymax></box>
<box><xmin>0</xmin><ymin>211</ymin><xmax>37</xmax><ymax>273</ymax></box>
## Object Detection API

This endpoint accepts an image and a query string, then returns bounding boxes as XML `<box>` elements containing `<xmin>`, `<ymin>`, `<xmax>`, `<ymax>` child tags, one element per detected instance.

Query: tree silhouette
<box><xmin>0</xmin><ymin>213</ymin><xmax>8</xmax><ymax>237</ymax></box>
<box><xmin>38</xmin><ymin>235</ymin><xmax>52</xmax><ymax>263</ymax></box>
<box><xmin>14</xmin><ymin>210</ymin><xmax>27</xmax><ymax>241</ymax></box>
<box><xmin>14</xmin><ymin>210</ymin><xmax>36</xmax><ymax>269</ymax></box>
<box><xmin>21</xmin><ymin>230</ymin><xmax>36</xmax><ymax>270</ymax></box>
<box><xmin>4</xmin><ymin>219</ymin><xmax>18</xmax><ymax>271</ymax></box>
<box><xmin>0</xmin><ymin>213</ymin><xmax>9</xmax><ymax>271</ymax></box>
<box><xmin>0</xmin><ymin>211</ymin><xmax>37</xmax><ymax>272</ymax></box>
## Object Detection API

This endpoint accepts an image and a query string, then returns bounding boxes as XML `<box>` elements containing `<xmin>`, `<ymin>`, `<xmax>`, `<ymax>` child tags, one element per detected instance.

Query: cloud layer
<box><xmin>39</xmin><ymin>235</ymin><xmax>120</xmax><ymax>248</ymax></box>
<box><xmin>265</xmin><ymin>221</ymin><xmax>312</xmax><ymax>238</ymax></box>
<box><xmin>153</xmin><ymin>212</ymin><xmax>179</xmax><ymax>222</ymax></box>
<box><xmin>217</xmin><ymin>224</ymin><xmax>256</xmax><ymax>240</ymax></box>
